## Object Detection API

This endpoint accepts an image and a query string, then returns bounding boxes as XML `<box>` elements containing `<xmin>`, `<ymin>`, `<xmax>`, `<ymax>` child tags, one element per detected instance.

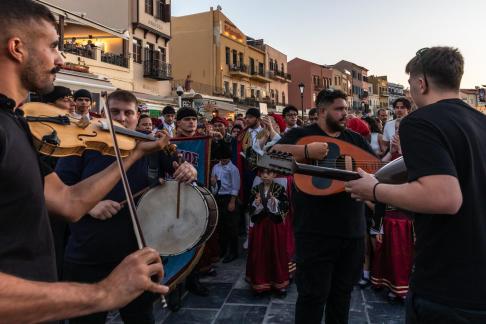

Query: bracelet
<box><xmin>304</xmin><ymin>144</ymin><xmax>309</xmax><ymax>160</ymax></box>
<box><xmin>373</xmin><ymin>182</ymin><xmax>381</xmax><ymax>203</ymax></box>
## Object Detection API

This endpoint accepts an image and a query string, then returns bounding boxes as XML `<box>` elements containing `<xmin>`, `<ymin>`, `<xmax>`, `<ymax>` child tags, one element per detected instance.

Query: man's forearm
<box><xmin>0</xmin><ymin>272</ymin><xmax>107</xmax><ymax>323</ymax></box>
<box><xmin>375</xmin><ymin>179</ymin><xmax>461</xmax><ymax>214</ymax></box>
<box><xmin>271</xmin><ymin>144</ymin><xmax>306</xmax><ymax>162</ymax></box>
<box><xmin>63</xmin><ymin>151</ymin><xmax>142</xmax><ymax>221</ymax></box>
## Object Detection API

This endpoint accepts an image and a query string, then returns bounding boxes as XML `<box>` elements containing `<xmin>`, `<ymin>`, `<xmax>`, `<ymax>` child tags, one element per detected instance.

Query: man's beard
<box><xmin>326</xmin><ymin>115</ymin><xmax>345</xmax><ymax>132</ymax></box>
<box><xmin>20</xmin><ymin>51</ymin><xmax>60</xmax><ymax>95</ymax></box>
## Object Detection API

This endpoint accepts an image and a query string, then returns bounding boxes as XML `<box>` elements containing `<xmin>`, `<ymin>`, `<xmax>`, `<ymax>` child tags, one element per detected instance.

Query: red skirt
<box><xmin>196</xmin><ymin>223</ymin><xmax>220</xmax><ymax>273</ymax></box>
<box><xmin>371</xmin><ymin>210</ymin><xmax>414</xmax><ymax>297</ymax></box>
<box><xmin>246</xmin><ymin>217</ymin><xmax>289</xmax><ymax>292</ymax></box>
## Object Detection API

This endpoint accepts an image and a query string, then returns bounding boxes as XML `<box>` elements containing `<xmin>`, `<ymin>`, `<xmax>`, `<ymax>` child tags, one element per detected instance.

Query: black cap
<box><xmin>42</xmin><ymin>86</ymin><xmax>72</xmax><ymax>103</ymax></box>
<box><xmin>73</xmin><ymin>89</ymin><xmax>92</xmax><ymax>102</ymax></box>
<box><xmin>245</xmin><ymin>108</ymin><xmax>261</xmax><ymax>118</ymax></box>
<box><xmin>176</xmin><ymin>107</ymin><xmax>198</xmax><ymax>121</ymax></box>
<box><xmin>215</xmin><ymin>143</ymin><xmax>232</xmax><ymax>159</ymax></box>
<box><xmin>162</xmin><ymin>105</ymin><xmax>176</xmax><ymax>115</ymax></box>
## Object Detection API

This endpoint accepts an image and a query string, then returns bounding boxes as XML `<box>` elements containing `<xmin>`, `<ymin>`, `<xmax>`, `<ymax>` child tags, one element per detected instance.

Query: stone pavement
<box><xmin>107</xmin><ymin>252</ymin><xmax>405</xmax><ymax>324</ymax></box>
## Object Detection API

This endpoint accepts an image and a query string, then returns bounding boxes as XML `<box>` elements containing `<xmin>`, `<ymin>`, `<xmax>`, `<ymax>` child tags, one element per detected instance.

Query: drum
<box><xmin>137</xmin><ymin>181</ymin><xmax>218</xmax><ymax>256</ymax></box>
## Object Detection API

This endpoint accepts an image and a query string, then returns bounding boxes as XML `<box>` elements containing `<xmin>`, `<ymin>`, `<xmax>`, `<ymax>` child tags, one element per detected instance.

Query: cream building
<box><xmin>38</xmin><ymin>0</ymin><xmax>172</xmax><ymax>114</ymax></box>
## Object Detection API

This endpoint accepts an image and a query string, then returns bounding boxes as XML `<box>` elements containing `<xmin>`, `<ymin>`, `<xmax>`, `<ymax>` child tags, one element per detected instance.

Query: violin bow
<box><xmin>104</xmin><ymin>105</ymin><xmax>145</xmax><ymax>249</ymax></box>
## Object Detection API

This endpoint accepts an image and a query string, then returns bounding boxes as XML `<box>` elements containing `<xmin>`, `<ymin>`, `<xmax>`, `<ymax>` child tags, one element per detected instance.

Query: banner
<box><xmin>171</xmin><ymin>136</ymin><xmax>211</xmax><ymax>187</ymax></box>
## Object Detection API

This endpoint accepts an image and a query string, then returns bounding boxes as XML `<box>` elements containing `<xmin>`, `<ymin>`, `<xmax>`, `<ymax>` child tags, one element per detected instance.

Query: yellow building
<box><xmin>171</xmin><ymin>7</ymin><xmax>281</xmax><ymax>115</ymax></box>
<box><xmin>38</xmin><ymin>0</ymin><xmax>172</xmax><ymax>114</ymax></box>
<box><xmin>368</xmin><ymin>75</ymin><xmax>389</xmax><ymax>109</ymax></box>
<box><xmin>265</xmin><ymin>44</ymin><xmax>291</xmax><ymax>111</ymax></box>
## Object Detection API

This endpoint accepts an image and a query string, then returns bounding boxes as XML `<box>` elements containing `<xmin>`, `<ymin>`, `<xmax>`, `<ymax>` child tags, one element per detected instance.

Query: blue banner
<box><xmin>171</xmin><ymin>136</ymin><xmax>211</xmax><ymax>187</ymax></box>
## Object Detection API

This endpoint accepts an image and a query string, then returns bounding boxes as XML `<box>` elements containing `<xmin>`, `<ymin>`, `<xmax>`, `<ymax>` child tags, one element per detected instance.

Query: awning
<box><xmin>133</xmin><ymin>92</ymin><xmax>175</xmax><ymax>110</ymax></box>
<box><xmin>35</xmin><ymin>0</ymin><xmax>129</xmax><ymax>40</ymax></box>
<box><xmin>55</xmin><ymin>70</ymin><xmax>116</xmax><ymax>93</ymax></box>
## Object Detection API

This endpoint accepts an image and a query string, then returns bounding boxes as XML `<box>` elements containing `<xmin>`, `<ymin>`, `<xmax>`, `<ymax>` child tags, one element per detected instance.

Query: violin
<box><xmin>22</xmin><ymin>102</ymin><xmax>175</xmax><ymax>157</ymax></box>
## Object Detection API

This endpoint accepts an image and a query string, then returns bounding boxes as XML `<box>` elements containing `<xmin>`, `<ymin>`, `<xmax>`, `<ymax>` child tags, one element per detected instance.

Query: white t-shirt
<box><xmin>383</xmin><ymin>119</ymin><xmax>396</xmax><ymax>142</ymax></box>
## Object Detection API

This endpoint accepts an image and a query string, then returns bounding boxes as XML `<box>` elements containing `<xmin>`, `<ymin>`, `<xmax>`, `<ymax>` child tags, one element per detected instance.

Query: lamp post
<box><xmin>298</xmin><ymin>82</ymin><xmax>305</xmax><ymax>121</ymax></box>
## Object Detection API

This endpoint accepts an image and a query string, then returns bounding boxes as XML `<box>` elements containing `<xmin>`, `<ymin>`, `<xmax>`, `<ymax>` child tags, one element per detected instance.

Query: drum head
<box><xmin>137</xmin><ymin>182</ymin><xmax>208</xmax><ymax>256</ymax></box>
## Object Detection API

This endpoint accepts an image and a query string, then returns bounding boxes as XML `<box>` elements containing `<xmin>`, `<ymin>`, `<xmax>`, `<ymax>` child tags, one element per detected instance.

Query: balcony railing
<box><xmin>144</xmin><ymin>61</ymin><xmax>172</xmax><ymax>80</ymax></box>
<box><xmin>101</xmin><ymin>52</ymin><xmax>129</xmax><ymax>68</ymax></box>
<box><xmin>63</xmin><ymin>44</ymin><xmax>95</xmax><ymax>60</ymax></box>
<box><xmin>229</xmin><ymin>64</ymin><xmax>248</xmax><ymax>74</ymax></box>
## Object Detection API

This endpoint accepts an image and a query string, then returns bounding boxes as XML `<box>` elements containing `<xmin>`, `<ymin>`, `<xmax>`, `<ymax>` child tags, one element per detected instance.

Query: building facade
<box><xmin>288</xmin><ymin>58</ymin><xmax>354</xmax><ymax>113</ymax></box>
<box><xmin>388</xmin><ymin>82</ymin><xmax>405</xmax><ymax>108</ymax></box>
<box><xmin>368</xmin><ymin>75</ymin><xmax>389</xmax><ymax>109</ymax></box>
<box><xmin>265</xmin><ymin>44</ymin><xmax>291</xmax><ymax>111</ymax></box>
<box><xmin>333</xmin><ymin>60</ymin><xmax>369</xmax><ymax>111</ymax></box>
<box><xmin>171</xmin><ymin>7</ymin><xmax>289</xmax><ymax>116</ymax></box>
<box><xmin>40</xmin><ymin>0</ymin><xmax>172</xmax><ymax>114</ymax></box>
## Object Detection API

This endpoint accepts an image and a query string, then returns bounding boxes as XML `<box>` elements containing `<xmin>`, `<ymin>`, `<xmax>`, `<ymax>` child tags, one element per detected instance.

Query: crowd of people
<box><xmin>2</xmin><ymin>1</ymin><xmax>486</xmax><ymax>324</ymax></box>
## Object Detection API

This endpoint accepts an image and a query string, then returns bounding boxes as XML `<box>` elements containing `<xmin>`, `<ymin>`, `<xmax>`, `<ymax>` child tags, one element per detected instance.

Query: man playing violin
<box><xmin>272</xmin><ymin>89</ymin><xmax>375</xmax><ymax>324</ymax></box>
<box><xmin>55</xmin><ymin>90</ymin><xmax>197</xmax><ymax>323</ymax></box>
<box><xmin>0</xmin><ymin>1</ymin><xmax>174</xmax><ymax>322</ymax></box>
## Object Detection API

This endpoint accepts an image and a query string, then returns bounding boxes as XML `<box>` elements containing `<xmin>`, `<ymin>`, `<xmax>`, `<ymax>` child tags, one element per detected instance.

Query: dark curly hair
<box><xmin>392</xmin><ymin>97</ymin><xmax>412</xmax><ymax>110</ymax></box>
<box><xmin>315</xmin><ymin>89</ymin><xmax>347</xmax><ymax>108</ymax></box>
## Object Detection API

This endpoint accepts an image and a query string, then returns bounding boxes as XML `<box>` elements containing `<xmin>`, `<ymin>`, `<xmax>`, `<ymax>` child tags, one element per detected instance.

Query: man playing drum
<box><xmin>55</xmin><ymin>90</ymin><xmax>197</xmax><ymax>323</ymax></box>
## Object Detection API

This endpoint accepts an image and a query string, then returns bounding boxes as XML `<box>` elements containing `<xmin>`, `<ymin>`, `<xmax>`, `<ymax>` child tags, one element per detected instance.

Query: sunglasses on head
<box><xmin>416</xmin><ymin>47</ymin><xmax>430</xmax><ymax>88</ymax></box>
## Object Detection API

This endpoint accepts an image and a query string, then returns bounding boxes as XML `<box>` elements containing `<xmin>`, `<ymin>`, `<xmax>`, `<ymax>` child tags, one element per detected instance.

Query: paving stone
<box><xmin>367</xmin><ymin>301</ymin><xmax>405</xmax><ymax>323</ymax></box>
<box><xmin>215</xmin><ymin>305</ymin><xmax>267</xmax><ymax>324</ymax></box>
<box><xmin>182</xmin><ymin>283</ymin><xmax>233</xmax><ymax>309</ymax></box>
<box><xmin>163</xmin><ymin>309</ymin><xmax>218</xmax><ymax>324</ymax></box>
<box><xmin>263</xmin><ymin>302</ymin><xmax>295</xmax><ymax>324</ymax></box>
<box><xmin>227</xmin><ymin>288</ymin><xmax>272</xmax><ymax>305</ymax></box>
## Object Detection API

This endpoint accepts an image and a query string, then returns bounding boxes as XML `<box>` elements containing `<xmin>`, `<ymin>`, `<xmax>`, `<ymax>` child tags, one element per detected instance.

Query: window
<box><xmin>250</xmin><ymin>58</ymin><xmax>255</xmax><ymax>74</ymax></box>
<box><xmin>256</xmin><ymin>90</ymin><xmax>261</xmax><ymax>99</ymax></box>
<box><xmin>225</xmin><ymin>47</ymin><xmax>230</xmax><ymax>65</ymax></box>
<box><xmin>274</xmin><ymin>60</ymin><xmax>278</xmax><ymax>72</ymax></box>
<box><xmin>334</xmin><ymin>76</ymin><xmax>338</xmax><ymax>85</ymax></box>
<box><xmin>352</xmin><ymin>70</ymin><xmax>357</xmax><ymax>79</ymax></box>
<box><xmin>281</xmin><ymin>63</ymin><xmax>284</xmax><ymax>73</ymax></box>
<box><xmin>157</xmin><ymin>0</ymin><xmax>171</xmax><ymax>22</ymax></box>
<box><xmin>224</xmin><ymin>81</ymin><xmax>230</xmax><ymax>95</ymax></box>
<box><xmin>159</xmin><ymin>47</ymin><xmax>167</xmax><ymax>63</ymax></box>
<box><xmin>271</xmin><ymin>89</ymin><xmax>274</xmax><ymax>98</ymax></box>
<box><xmin>240</xmin><ymin>85</ymin><xmax>245</xmax><ymax>98</ymax></box>
<box><xmin>232</xmin><ymin>50</ymin><xmax>237</xmax><ymax>66</ymax></box>
<box><xmin>282</xmin><ymin>92</ymin><xmax>286</xmax><ymax>105</ymax></box>
<box><xmin>251</xmin><ymin>88</ymin><xmax>255</xmax><ymax>98</ymax></box>
<box><xmin>258</xmin><ymin>62</ymin><xmax>264</xmax><ymax>75</ymax></box>
<box><xmin>145</xmin><ymin>0</ymin><xmax>153</xmax><ymax>15</ymax></box>
<box><xmin>276</xmin><ymin>91</ymin><xmax>279</xmax><ymax>104</ymax></box>
<box><xmin>132</xmin><ymin>38</ymin><xmax>142</xmax><ymax>64</ymax></box>
<box><xmin>269</xmin><ymin>59</ymin><xmax>274</xmax><ymax>71</ymax></box>
<box><xmin>239</xmin><ymin>53</ymin><xmax>244</xmax><ymax>66</ymax></box>
<box><xmin>232</xmin><ymin>83</ymin><xmax>237</xmax><ymax>97</ymax></box>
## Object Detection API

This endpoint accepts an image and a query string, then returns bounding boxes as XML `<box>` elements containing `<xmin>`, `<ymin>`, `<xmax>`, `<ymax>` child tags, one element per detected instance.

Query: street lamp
<box><xmin>298</xmin><ymin>82</ymin><xmax>305</xmax><ymax>120</ymax></box>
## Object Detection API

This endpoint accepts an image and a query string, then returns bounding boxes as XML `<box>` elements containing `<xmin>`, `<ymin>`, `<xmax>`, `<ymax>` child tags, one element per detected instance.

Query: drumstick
<box><xmin>119</xmin><ymin>187</ymin><xmax>150</xmax><ymax>207</ymax></box>
<box><xmin>176</xmin><ymin>153</ymin><xmax>184</xmax><ymax>219</ymax></box>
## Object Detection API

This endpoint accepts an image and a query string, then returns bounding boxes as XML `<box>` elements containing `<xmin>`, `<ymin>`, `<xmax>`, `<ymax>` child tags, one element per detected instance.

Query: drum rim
<box><xmin>137</xmin><ymin>181</ymin><xmax>210</xmax><ymax>256</ymax></box>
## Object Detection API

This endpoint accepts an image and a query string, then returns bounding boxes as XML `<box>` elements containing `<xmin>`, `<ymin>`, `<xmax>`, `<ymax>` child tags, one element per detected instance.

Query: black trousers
<box><xmin>63</xmin><ymin>261</ymin><xmax>156</xmax><ymax>324</ymax></box>
<box><xmin>295</xmin><ymin>236</ymin><xmax>364</xmax><ymax>324</ymax></box>
<box><xmin>217</xmin><ymin>195</ymin><xmax>239</xmax><ymax>256</ymax></box>
<box><xmin>406</xmin><ymin>291</ymin><xmax>486</xmax><ymax>324</ymax></box>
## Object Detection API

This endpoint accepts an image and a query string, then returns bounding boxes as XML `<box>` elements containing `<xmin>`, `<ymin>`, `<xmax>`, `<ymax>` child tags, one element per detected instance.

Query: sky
<box><xmin>173</xmin><ymin>0</ymin><xmax>485</xmax><ymax>89</ymax></box>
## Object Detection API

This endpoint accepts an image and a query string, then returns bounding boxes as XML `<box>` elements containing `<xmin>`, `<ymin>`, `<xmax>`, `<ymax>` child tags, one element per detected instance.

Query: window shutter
<box><xmin>164</xmin><ymin>3</ymin><xmax>171</xmax><ymax>22</ymax></box>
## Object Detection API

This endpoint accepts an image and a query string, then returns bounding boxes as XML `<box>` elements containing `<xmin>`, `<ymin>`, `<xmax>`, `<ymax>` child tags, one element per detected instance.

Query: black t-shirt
<box><xmin>277</xmin><ymin>124</ymin><xmax>374</xmax><ymax>239</ymax></box>
<box><xmin>400</xmin><ymin>99</ymin><xmax>486</xmax><ymax>309</ymax></box>
<box><xmin>0</xmin><ymin>106</ymin><xmax>56</xmax><ymax>282</ymax></box>
<box><xmin>55</xmin><ymin>150</ymin><xmax>175</xmax><ymax>265</ymax></box>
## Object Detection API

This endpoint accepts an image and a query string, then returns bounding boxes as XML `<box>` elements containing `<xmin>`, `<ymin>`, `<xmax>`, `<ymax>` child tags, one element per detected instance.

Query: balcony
<box><xmin>101</xmin><ymin>52</ymin><xmax>129</xmax><ymax>68</ymax></box>
<box><xmin>229</xmin><ymin>64</ymin><xmax>249</xmax><ymax>77</ymax></box>
<box><xmin>250</xmin><ymin>70</ymin><xmax>271</xmax><ymax>83</ymax></box>
<box><xmin>379</xmin><ymin>91</ymin><xmax>389</xmax><ymax>97</ymax></box>
<box><xmin>144</xmin><ymin>61</ymin><xmax>172</xmax><ymax>80</ymax></box>
<box><xmin>268</xmin><ymin>70</ymin><xmax>292</xmax><ymax>83</ymax></box>
<box><xmin>64</xmin><ymin>44</ymin><xmax>95</xmax><ymax>60</ymax></box>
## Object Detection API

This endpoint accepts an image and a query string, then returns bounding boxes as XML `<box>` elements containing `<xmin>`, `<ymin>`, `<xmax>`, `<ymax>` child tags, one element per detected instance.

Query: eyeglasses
<box><xmin>416</xmin><ymin>47</ymin><xmax>430</xmax><ymax>89</ymax></box>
